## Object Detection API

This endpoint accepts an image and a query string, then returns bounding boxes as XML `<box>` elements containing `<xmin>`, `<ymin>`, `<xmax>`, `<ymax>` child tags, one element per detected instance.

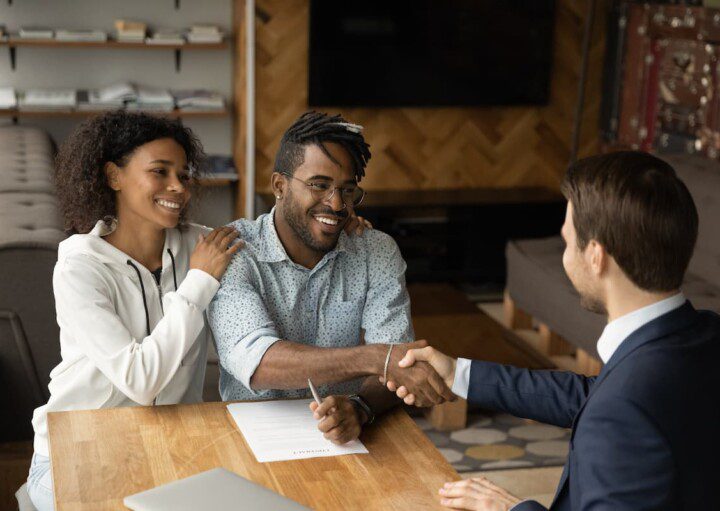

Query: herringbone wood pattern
<box><xmin>252</xmin><ymin>0</ymin><xmax>608</xmax><ymax>194</ymax></box>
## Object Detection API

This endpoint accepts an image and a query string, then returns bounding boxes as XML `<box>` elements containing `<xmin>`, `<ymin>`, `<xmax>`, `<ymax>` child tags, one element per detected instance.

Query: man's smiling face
<box><xmin>281</xmin><ymin>142</ymin><xmax>357</xmax><ymax>254</ymax></box>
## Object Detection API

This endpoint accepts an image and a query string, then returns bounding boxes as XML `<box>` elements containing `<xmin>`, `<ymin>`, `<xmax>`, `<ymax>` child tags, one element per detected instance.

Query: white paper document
<box><xmin>227</xmin><ymin>400</ymin><xmax>369</xmax><ymax>463</ymax></box>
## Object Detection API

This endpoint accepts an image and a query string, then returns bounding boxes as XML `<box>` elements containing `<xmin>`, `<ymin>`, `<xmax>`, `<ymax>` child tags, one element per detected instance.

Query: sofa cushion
<box><xmin>506</xmin><ymin>237</ymin><xmax>605</xmax><ymax>356</ymax></box>
<box><xmin>662</xmin><ymin>155</ymin><xmax>720</xmax><ymax>285</ymax></box>
<box><xmin>0</xmin><ymin>193</ymin><xmax>65</xmax><ymax>249</ymax></box>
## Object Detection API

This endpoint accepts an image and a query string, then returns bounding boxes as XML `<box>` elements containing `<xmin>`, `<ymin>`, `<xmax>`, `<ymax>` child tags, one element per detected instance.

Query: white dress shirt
<box><xmin>451</xmin><ymin>293</ymin><xmax>687</xmax><ymax>399</ymax></box>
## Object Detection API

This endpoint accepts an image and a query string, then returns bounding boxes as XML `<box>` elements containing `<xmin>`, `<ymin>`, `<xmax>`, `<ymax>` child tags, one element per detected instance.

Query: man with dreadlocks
<box><xmin>208</xmin><ymin>111</ymin><xmax>453</xmax><ymax>444</ymax></box>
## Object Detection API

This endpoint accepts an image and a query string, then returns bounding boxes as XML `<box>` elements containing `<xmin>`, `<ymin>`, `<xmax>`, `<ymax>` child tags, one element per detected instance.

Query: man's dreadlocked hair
<box><xmin>273</xmin><ymin>111</ymin><xmax>371</xmax><ymax>182</ymax></box>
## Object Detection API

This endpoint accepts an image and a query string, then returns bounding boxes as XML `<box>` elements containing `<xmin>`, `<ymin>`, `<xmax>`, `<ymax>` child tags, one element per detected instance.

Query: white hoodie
<box><xmin>31</xmin><ymin>219</ymin><xmax>219</xmax><ymax>457</ymax></box>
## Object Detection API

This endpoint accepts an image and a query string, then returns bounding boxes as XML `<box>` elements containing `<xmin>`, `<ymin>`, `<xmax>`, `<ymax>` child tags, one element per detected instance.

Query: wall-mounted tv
<box><xmin>309</xmin><ymin>1</ymin><xmax>556</xmax><ymax>107</ymax></box>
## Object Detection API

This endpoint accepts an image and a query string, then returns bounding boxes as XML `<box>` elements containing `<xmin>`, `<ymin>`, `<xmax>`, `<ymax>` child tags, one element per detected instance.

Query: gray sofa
<box><xmin>0</xmin><ymin>126</ymin><xmax>221</xmax><ymax>442</ymax></box>
<box><xmin>505</xmin><ymin>154</ymin><xmax>720</xmax><ymax>360</ymax></box>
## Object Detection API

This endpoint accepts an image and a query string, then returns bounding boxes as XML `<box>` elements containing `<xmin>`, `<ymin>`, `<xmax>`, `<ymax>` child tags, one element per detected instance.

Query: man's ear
<box><xmin>105</xmin><ymin>162</ymin><xmax>122</xmax><ymax>191</ymax></box>
<box><xmin>586</xmin><ymin>240</ymin><xmax>608</xmax><ymax>277</ymax></box>
<box><xmin>270</xmin><ymin>172</ymin><xmax>286</xmax><ymax>201</ymax></box>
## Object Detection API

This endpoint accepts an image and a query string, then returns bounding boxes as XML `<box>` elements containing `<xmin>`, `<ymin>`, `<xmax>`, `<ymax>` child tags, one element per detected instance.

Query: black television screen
<box><xmin>309</xmin><ymin>1</ymin><xmax>556</xmax><ymax>107</ymax></box>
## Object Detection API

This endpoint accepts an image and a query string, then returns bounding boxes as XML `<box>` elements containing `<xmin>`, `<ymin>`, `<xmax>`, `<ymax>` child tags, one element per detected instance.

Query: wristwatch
<box><xmin>348</xmin><ymin>394</ymin><xmax>375</xmax><ymax>426</ymax></box>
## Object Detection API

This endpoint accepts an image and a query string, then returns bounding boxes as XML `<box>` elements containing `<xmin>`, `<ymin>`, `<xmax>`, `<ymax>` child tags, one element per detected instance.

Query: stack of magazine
<box><xmin>173</xmin><ymin>89</ymin><xmax>225</xmax><ymax>111</ymax></box>
<box><xmin>18</xmin><ymin>26</ymin><xmax>54</xmax><ymax>39</ymax></box>
<box><xmin>18</xmin><ymin>88</ymin><xmax>77</xmax><ymax>110</ymax></box>
<box><xmin>55</xmin><ymin>29</ymin><xmax>107</xmax><ymax>42</ymax></box>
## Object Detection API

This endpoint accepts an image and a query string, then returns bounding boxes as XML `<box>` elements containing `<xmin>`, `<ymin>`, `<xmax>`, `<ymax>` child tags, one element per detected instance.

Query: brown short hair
<box><xmin>560</xmin><ymin>151</ymin><xmax>698</xmax><ymax>292</ymax></box>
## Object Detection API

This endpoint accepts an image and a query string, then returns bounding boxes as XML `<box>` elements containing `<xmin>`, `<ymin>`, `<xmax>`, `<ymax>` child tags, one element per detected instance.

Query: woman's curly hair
<box><xmin>55</xmin><ymin>110</ymin><xmax>205</xmax><ymax>234</ymax></box>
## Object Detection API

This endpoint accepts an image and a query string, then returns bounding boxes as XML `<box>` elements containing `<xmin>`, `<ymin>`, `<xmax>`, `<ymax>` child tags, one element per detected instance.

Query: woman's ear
<box><xmin>270</xmin><ymin>172</ymin><xmax>286</xmax><ymax>201</ymax></box>
<box><xmin>105</xmin><ymin>162</ymin><xmax>121</xmax><ymax>191</ymax></box>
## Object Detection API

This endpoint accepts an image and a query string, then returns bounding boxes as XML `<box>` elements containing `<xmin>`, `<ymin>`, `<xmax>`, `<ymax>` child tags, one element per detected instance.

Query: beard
<box><xmin>282</xmin><ymin>189</ymin><xmax>348</xmax><ymax>254</ymax></box>
<box><xmin>579</xmin><ymin>292</ymin><xmax>607</xmax><ymax>315</ymax></box>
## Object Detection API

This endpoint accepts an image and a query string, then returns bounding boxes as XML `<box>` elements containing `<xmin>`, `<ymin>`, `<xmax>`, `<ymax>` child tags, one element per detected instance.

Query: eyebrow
<box><xmin>148</xmin><ymin>159</ymin><xmax>189</xmax><ymax>169</ymax></box>
<box><xmin>306</xmin><ymin>175</ymin><xmax>357</xmax><ymax>185</ymax></box>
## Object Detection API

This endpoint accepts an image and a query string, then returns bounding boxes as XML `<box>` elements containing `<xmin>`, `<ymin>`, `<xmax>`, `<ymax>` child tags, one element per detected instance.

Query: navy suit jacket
<box><xmin>467</xmin><ymin>302</ymin><xmax>720</xmax><ymax>510</ymax></box>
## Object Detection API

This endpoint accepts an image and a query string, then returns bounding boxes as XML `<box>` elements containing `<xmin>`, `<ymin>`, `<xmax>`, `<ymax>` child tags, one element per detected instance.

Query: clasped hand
<box><xmin>383</xmin><ymin>342</ymin><xmax>458</xmax><ymax>406</ymax></box>
<box><xmin>380</xmin><ymin>340</ymin><xmax>456</xmax><ymax>407</ymax></box>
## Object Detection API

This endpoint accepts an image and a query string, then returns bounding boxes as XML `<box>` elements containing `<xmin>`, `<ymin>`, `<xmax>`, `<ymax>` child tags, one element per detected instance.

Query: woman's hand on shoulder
<box><xmin>190</xmin><ymin>226</ymin><xmax>243</xmax><ymax>280</ymax></box>
<box><xmin>344</xmin><ymin>214</ymin><xmax>373</xmax><ymax>237</ymax></box>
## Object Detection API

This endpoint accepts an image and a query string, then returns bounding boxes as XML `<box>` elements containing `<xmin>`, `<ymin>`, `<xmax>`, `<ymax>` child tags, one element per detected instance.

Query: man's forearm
<box><xmin>250</xmin><ymin>341</ymin><xmax>388</xmax><ymax>390</ymax></box>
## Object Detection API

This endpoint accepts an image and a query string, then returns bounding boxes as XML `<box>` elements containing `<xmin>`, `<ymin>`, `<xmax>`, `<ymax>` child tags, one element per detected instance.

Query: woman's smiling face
<box><xmin>107</xmin><ymin>138</ymin><xmax>192</xmax><ymax>230</ymax></box>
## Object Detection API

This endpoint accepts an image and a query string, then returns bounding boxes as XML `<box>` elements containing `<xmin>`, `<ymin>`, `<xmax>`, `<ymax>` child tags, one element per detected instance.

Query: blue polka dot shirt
<box><xmin>208</xmin><ymin>208</ymin><xmax>414</xmax><ymax>401</ymax></box>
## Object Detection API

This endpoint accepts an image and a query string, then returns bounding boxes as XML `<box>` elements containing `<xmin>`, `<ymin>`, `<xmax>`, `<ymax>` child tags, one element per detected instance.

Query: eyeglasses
<box><xmin>281</xmin><ymin>173</ymin><xmax>366</xmax><ymax>208</ymax></box>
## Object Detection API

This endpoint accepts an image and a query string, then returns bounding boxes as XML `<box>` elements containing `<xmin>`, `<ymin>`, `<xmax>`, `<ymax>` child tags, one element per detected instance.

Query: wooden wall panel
<box><xmin>253</xmin><ymin>0</ymin><xmax>608</xmax><ymax>194</ymax></box>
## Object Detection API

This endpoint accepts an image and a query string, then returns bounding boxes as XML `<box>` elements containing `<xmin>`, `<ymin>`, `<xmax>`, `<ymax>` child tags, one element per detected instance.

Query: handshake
<box><xmin>379</xmin><ymin>340</ymin><xmax>458</xmax><ymax>407</ymax></box>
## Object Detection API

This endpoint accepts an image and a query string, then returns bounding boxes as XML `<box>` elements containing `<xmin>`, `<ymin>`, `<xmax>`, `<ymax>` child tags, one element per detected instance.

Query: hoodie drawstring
<box><xmin>167</xmin><ymin>248</ymin><xmax>178</xmax><ymax>291</ymax></box>
<box><xmin>126</xmin><ymin>249</ymin><xmax>178</xmax><ymax>337</ymax></box>
<box><xmin>126</xmin><ymin>260</ymin><xmax>151</xmax><ymax>337</ymax></box>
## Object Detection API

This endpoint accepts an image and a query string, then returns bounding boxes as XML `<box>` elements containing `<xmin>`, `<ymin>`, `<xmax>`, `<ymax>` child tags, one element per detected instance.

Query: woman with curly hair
<box><xmin>25</xmin><ymin>111</ymin><xmax>242</xmax><ymax>510</ymax></box>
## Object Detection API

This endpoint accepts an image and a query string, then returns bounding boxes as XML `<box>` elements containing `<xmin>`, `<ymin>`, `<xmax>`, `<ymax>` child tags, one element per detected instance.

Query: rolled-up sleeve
<box><xmin>361</xmin><ymin>232</ymin><xmax>414</xmax><ymax>345</ymax></box>
<box><xmin>207</xmin><ymin>254</ymin><xmax>280</xmax><ymax>394</ymax></box>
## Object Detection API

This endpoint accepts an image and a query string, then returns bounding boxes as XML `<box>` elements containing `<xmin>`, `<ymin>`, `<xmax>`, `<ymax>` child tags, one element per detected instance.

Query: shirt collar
<box><xmin>256</xmin><ymin>207</ymin><xmax>349</xmax><ymax>264</ymax></box>
<box><xmin>596</xmin><ymin>292</ymin><xmax>686</xmax><ymax>363</ymax></box>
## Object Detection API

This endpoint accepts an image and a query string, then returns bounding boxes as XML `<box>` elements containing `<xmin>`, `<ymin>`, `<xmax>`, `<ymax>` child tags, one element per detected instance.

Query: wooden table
<box><xmin>48</xmin><ymin>402</ymin><xmax>459</xmax><ymax>510</ymax></box>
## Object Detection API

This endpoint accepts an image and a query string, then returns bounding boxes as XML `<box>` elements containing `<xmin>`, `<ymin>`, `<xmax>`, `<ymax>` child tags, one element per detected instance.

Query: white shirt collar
<box><xmin>596</xmin><ymin>293</ymin><xmax>686</xmax><ymax>363</ymax></box>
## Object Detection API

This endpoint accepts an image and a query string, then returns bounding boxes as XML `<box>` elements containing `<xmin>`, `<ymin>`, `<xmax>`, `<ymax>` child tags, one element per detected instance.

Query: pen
<box><xmin>308</xmin><ymin>378</ymin><xmax>322</xmax><ymax>405</ymax></box>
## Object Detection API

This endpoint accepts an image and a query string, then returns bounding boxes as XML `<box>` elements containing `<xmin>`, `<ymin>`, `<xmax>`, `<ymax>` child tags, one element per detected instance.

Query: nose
<box><xmin>325</xmin><ymin>187</ymin><xmax>346</xmax><ymax>211</ymax></box>
<box><xmin>167</xmin><ymin>172</ymin><xmax>186</xmax><ymax>193</ymax></box>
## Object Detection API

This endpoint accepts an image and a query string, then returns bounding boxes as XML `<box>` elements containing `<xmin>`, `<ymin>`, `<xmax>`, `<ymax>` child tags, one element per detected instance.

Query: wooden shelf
<box><xmin>0</xmin><ymin>38</ymin><xmax>230</xmax><ymax>50</ymax></box>
<box><xmin>0</xmin><ymin>108</ymin><xmax>230</xmax><ymax>118</ymax></box>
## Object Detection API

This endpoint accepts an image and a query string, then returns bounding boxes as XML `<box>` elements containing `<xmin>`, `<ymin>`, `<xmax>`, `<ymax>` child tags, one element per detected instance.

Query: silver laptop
<box><xmin>123</xmin><ymin>467</ymin><xmax>311</xmax><ymax>510</ymax></box>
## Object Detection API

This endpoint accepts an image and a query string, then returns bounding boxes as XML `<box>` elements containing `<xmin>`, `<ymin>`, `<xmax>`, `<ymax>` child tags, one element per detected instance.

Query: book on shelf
<box><xmin>0</xmin><ymin>87</ymin><xmax>17</xmax><ymax>109</ymax></box>
<box><xmin>199</xmin><ymin>155</ymin><xmax>238</xmax><ymax>180</ymax></box>
<box><xmin>19</xmin><ymin>26</ymin><xmax>54</xmax><ymax>39</ymax></box>
<box><xmin>173</xmin><ymin>89</ymin><xmax>225</xmax><ymax>110</ymax></box>
<box><xmin>146</xmin><ymin>29</ymin><xmax>184</xmax><ymax>45</ymax></box>
<box><xmin>18</xmin><ymin>88</ymin><xmax>77</xmax><ymax>110</ymax></box>
<box><xmin>55</xmin><ymin>29</ymin><xmax>108</xmax><ymax>42</ymax></box>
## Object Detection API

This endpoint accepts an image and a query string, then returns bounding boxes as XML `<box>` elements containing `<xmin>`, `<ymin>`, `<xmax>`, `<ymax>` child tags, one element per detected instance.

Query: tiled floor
<box><xmin>465</xmin><ymin>302</ymin><xmax>564</xmax><ymax>506</ymax></box>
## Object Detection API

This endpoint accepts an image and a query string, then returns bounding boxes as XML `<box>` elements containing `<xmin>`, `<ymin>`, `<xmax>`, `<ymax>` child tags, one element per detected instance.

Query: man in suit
<box><xmin>385</xmin><ymin>151</ymin><xmax>720</xmax><ymax>510</ymax></box>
